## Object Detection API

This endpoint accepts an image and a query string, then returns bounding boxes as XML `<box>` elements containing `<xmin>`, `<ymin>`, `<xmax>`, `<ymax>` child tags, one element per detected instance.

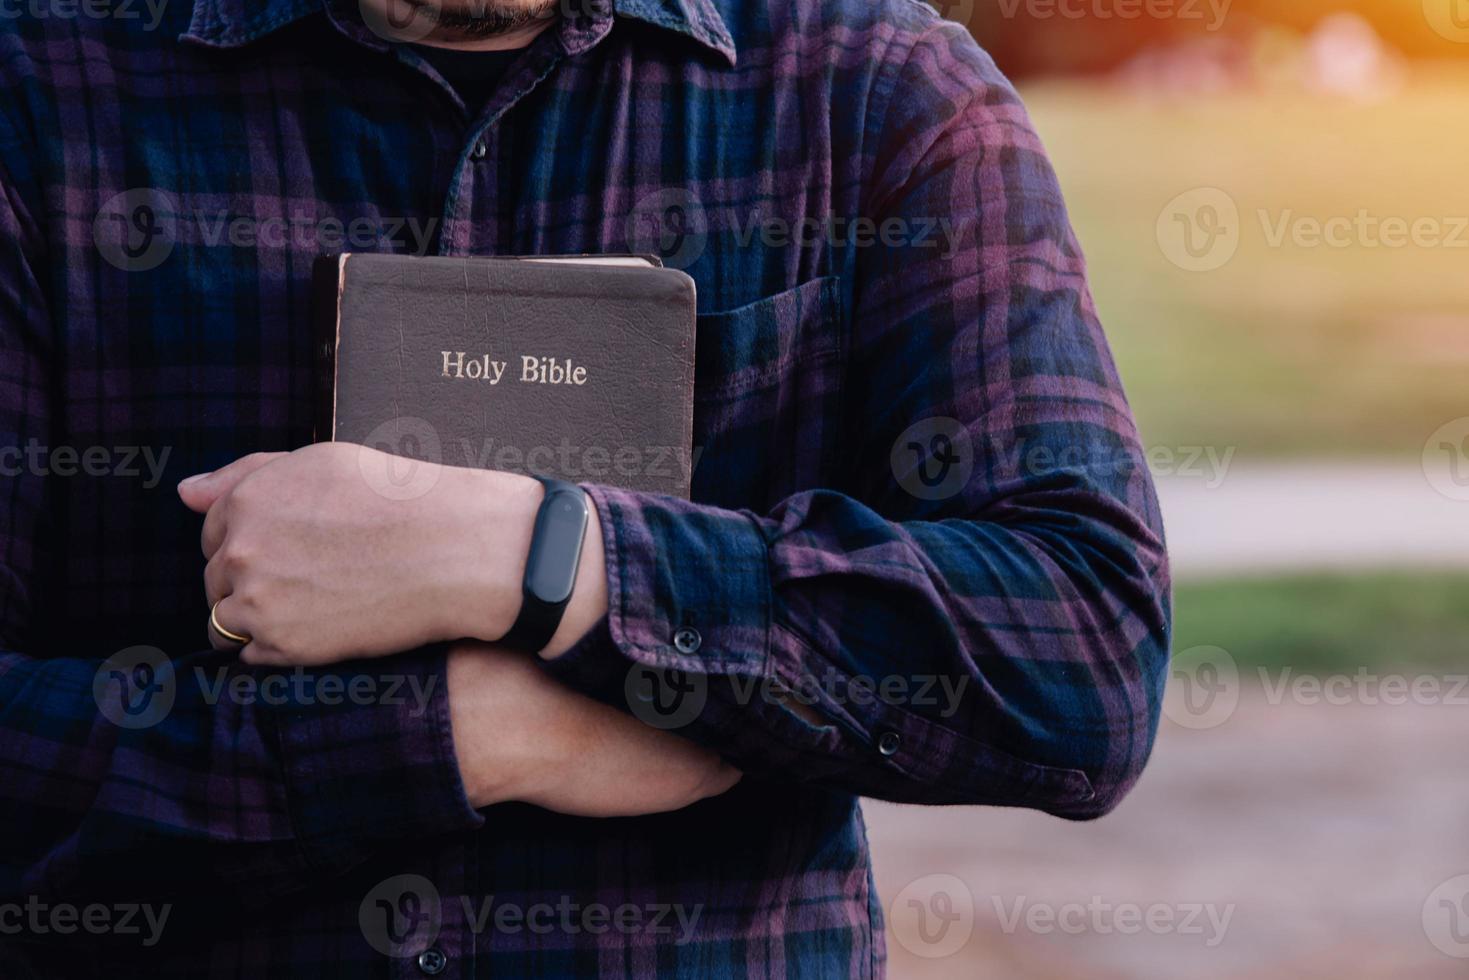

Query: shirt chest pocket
<box><xmin>691</xmin><ymin>276</ymin><xmax>845</xmax><ymax>510</ymax></box>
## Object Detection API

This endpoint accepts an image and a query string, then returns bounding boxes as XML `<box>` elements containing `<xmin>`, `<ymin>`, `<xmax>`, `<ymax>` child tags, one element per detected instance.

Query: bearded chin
<box><xmin>418</xmin><ymin>0</ymin><xmax>561</xmax><ymax>38</ymax></box>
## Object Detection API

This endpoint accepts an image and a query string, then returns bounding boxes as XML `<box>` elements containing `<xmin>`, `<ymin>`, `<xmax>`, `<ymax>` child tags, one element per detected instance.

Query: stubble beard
<box><xmin>405</xmin><ymin>0</ymin><xmax>562</xmax><ymax>38</ymax></box>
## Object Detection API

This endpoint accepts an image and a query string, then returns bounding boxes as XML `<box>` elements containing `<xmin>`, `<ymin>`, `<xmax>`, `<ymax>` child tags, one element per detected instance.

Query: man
<box><xmin>0</xmin><ymin>0</ymin><xmax>1170</xmax><ymax>975</ymax></box>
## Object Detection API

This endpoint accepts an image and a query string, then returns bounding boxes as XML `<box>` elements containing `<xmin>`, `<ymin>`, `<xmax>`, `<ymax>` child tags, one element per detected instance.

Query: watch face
<box><xmin>525</xmin><ymin>490</ymin><xmax>589</xmax><ymax>604</ymax></box>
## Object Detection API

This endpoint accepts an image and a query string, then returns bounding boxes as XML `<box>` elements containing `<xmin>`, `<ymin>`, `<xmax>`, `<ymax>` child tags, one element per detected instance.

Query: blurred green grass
<box><xmin>1174</xmin><ymin>571</ymin><xmax>1469</xmax><ymax>671</ymax></box>
<box><xmin>1023</xmin><ymin>68</ymin><xmax>1469</xmax><ymax>458</ymax></box>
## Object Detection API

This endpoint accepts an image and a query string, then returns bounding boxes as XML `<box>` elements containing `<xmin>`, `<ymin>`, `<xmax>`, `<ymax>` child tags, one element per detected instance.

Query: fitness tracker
<box><xmin>500</xmin><ymin>477</ymin><xmax>590</xmax><ymax>653</ymax></box>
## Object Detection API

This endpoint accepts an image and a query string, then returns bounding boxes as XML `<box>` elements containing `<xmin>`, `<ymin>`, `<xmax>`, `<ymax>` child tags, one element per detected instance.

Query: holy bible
<box><xmin>313</xmin><ymin>253</ymin><xmax>697</xmax><ymax>497</ymax></box>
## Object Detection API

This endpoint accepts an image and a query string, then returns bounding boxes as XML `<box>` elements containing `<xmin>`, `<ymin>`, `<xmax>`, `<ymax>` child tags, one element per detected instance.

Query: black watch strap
<box><xmin>500</xmin><ymin>477</ymin><xmax>589</xmax><ymax>653</ymax></box>
<box><xmin>499</xmin><ymin>591</ymin><xmax>562</xmax><ymax>653</ymax></box>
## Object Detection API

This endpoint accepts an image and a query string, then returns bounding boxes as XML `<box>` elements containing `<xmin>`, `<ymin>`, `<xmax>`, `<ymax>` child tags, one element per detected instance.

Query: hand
<box><xmin>448</xmin><ymin>642</ymin><xmax>741</xmax><ymax>816</ymax></box>
<box><xmin>178</xmin><ymin>444</ymin><xmax>605</xmax><ymax>665</ymax></box>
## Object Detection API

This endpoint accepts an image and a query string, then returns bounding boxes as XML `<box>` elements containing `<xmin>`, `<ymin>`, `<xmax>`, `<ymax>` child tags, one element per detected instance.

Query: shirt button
<box><xmin>470</xmin><ymin>140</ymin><xmax>488</xmax><ymax>160</ymax></box>
<box><xmin>877</xmin><ymin>731</ymin><xmax>901</xmax><ymax>757</ymax></box>
<box><xmin>672</xmin><ymin>626</ymin><xmax>702</xmax><ymax>654</ymax></box>
<box><xmin>417</xmin><ymin>948</ymin><xmax>448</xmax><ymax>976</ymax></box>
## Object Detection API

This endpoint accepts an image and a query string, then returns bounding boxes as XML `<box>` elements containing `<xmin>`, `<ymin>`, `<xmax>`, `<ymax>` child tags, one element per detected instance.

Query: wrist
<box><xmin>429</xmin><ymin>466</ymin><xmax>542</xmax><ymax>643</ymax></box>
<box><xmin>427</xmin><ymin>465</ymin><xmax>607</xmax><ymax>656</ymax></box>
<box><xmin>447</xmin><ymin>643</ymin><xmax>563</xmax><ymax>808</ymax></box>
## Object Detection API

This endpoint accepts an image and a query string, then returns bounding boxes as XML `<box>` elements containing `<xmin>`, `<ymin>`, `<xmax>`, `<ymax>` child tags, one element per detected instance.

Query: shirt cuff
<box><xmin>546</xmin><ymin>485</ymin><xmax>855</xmax><ymax>768</ymax></box>
<box><xmin>572</xmin><ymin>483</ymin><xmax>772</xmax><ymax>674</ymax></box>
<box><xmin>273</xmin><ymin>643</ymin><xmax>484</xmax><ymax>873</ymax></box>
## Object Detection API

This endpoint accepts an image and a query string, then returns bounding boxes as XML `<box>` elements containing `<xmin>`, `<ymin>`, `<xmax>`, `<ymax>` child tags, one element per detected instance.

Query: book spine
<box><xmin>309</xmin><ymin>254</ymin><xmax>345</xmax><ymax>444</ymax></box>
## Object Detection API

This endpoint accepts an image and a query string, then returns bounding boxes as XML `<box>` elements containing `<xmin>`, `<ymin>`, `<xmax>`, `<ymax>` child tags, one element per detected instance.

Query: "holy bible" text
<box><xmin>440</xmin><ymin>351</ymin><xmax>589</xmax><ymax>385</ymax></box>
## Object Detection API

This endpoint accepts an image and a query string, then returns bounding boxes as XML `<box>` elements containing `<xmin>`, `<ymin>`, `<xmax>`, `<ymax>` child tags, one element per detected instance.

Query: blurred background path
<box><xmin>1158</xmin><ymin>463</ymin><xmax>1469</xmax><ymax>578</ymax></box>
<box><xmin>865</xmin><ymin>695</ymin><xmax>1469</xmax><ymax>979</ymax></box>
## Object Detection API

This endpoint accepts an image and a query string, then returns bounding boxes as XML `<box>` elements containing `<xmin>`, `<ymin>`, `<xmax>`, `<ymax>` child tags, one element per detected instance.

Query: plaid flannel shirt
<box><xmin>0</xmin><ymin>0</ymin><xmax>1170</xmax><ymax>975</ymax></box>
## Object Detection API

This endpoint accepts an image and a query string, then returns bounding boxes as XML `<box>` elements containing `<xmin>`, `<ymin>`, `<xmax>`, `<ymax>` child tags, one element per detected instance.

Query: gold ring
<box><xmin>210</xmin><ymin>601</ymin><xmax>252</xmax><ymax>646</ymax></box>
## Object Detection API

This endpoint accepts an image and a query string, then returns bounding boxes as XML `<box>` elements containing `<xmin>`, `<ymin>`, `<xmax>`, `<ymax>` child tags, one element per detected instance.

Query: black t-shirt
<box><xmin>412</xmin><ymin>45</ymin><xmax>524</xmax><ymax>112</ymax></box>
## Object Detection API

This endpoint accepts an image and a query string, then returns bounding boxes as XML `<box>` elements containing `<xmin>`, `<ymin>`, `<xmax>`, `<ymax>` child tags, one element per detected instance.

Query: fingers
<box><xmin>206</xmin><ymin>597</ymin><xmax>287</xmax><ymax>668</ymax></box>
<box><xmin>188</xmin><ymin>453</ymin><xmax>285</xmax><ymax>558</ymax></box>
<box><xmin>203</xmin><ymin>553</ymin><xmax>229</xmax><ymax>606</ymax></box>
<box><xmin>200</xmin><ymin>501</ymin><xmax>229</xmax><ymax>560</ymax></box>
<box><xmin>238</xmin><ymin>642</ymin><xmax>287</xmax><ymax>668</ymax></box>
<box><xmin>178</xmin><ymin>452</ymin><xmax>284</xmax><ymax>515</ymax></box>
<box><xmin>207</xmin><ymin>594</ymin><xmax>251</xmax><ymax>652</ymax></box>
<box><xmin>707</xmin><ymin>764</ymin><xmax>743</xmax><ymax>798</ymax></box>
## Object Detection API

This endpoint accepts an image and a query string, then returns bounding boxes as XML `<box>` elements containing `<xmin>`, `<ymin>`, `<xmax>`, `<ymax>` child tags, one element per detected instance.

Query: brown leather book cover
<box><xmin>313</xmin><ymin>253</ymin><xmax>697</xmax><ymax>497</ymax></box>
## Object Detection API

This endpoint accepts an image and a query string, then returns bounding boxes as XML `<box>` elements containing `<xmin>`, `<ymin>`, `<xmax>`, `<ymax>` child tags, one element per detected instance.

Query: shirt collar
<box><xmin>610</xmin><ymin>0</ymin><xmax>734</xmax><ymax>63</ymax></box>
<box><xmin>181</xmin><ymin>0</ymin><xmax>736</xmax><ymax>65</ymax></box>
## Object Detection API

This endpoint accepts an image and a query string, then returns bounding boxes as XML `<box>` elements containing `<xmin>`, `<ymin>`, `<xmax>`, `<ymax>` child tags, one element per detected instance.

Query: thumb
<box><xmin>177</xmin><ymin>452</ymin><xmax>287</xmax><ymax>513</ymax></box>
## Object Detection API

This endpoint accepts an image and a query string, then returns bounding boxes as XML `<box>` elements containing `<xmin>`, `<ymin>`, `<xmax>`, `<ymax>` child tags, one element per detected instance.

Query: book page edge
<box><xmin>331</xmin><ymin>254</ymin><xmax>347</xmax><ymax>441</ymax></box>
